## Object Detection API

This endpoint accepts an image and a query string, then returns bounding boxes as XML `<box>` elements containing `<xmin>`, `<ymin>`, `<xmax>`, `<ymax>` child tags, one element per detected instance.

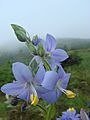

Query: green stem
<box><xmin>37</xmin><ymin>104</ymin><xmax>47</xmax><ymax>113</ymax></box>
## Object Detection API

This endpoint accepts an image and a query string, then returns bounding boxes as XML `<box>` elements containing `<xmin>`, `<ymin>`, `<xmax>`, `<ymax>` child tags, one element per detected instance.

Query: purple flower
<box><xmin>43</xmin><ymin>34</ymin><xmax>68</xmax><ymax>67</ymax></box>
<box><xmin>80</xmin><ymin>108</ymin><xmax>90</xmax><ymax>120</ymax></box>
<box><xmin>32</xmin><ymin>37</ymin><xmax>42</xmax><ymax>46</ymax></box>
<box><xmin>56</xmin><ymin>108</ymin><xmax>80</xmax><ymax>120</ymax></box>
<box><xmin>1</xmin><ymin>62</ymin><xmax>46</xmax><ymax>105</ymax></box>
<box><xmin>30</xmin><ymin>34</ymin><xmax>68</xmax><ymax>68</ymax></box>
<box><xmin>40</xmin><ymin>65</ymin><xmax>76</xmax><ymax>103</ymax></box>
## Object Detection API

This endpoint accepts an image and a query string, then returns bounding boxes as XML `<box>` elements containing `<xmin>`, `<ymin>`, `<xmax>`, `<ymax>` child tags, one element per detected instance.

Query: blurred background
<box><xmin>0</xmin><ymin>0</ymin><xmax>90</xmax><ymax>52</ymax></box>
<box><xmin>0</xmin><ymin>0</ymin><xmax>90</xmax><ymax>119</ymax></box>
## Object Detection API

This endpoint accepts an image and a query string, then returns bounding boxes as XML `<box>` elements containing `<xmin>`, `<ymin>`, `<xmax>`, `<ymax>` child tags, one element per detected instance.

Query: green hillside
<box><xmin>0</xmin><ymin>49</ymin><xmax>90</xmax><ymax>119</ymax></box>
<box><xmin>57</xmin><ymin>38</ymin><xmax>90</xmax><ymax>50</ymax></box>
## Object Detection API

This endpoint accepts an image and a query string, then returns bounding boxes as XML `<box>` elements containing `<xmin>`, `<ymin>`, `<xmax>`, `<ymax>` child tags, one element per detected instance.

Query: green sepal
<box><xmin>30</xmin><ymin>59</ymin><xmax>38</xmax><ymax>77</ymax></box>
<box><xmin>37</xmin><ymin>44</ymin><xmax>45</xmax><ymax>57</ymax></box>
<box><xmin>26</xmin><ymin>42</ymin><xmax>37</xmax><ymax>54</ymax></box>
<box><xmin>11</xmin><ymin>24</ymin><xmax>29</xmax><ymax>42</ymax></box>
<box><xmin>43</xmin><ymin>59</ymin><xmax>51</xmax><ymax>71</ymax></box>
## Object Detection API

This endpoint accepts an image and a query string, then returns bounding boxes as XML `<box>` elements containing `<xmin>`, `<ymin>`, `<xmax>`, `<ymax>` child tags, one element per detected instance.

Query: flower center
<box><xmin>45</xmin><ymin>52</ymin><xmax>51</xmax><ymax>59</ymax></box>
<box><xmin>56</xmin><ymin>80</ymin><xmax>76</xmax><ymax>98</ymax></box>
<box><xmin>24</xmin><ymin>81</ymin><xmax>39</xmax><ymax>105</ymax></box>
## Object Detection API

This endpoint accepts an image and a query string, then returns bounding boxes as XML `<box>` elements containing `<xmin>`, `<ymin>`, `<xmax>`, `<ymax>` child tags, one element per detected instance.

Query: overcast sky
<box><xmin>0</xmin><ymin>0</ymin><xmax>90</xmax><ymax>50</ymax></box>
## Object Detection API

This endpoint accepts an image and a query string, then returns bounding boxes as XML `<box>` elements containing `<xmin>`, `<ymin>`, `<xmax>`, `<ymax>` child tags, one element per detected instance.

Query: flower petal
<box><xmin>48</xmin><ymin>59</ymin><xmax>56</xmax><ymax>68</ymax></box>
<box><xmin>1</xmin><ymin>82</ymin><xmax>24</xmax><ymax>96</ymax></box>
<box><xmin>40</xmin><ymin>90</ymin><xmax>58</xmax><ymax>103</ymax></box>
<box><xmin>45</xmin><ymin>34</ymin><xmax>56</xmax><ymax>52</ymax></box>
<box><xmin>34</xmin><ymin>64</ymin><xmax>45</xmax><ymax>84</ymax></box>
<box><xmin>32</xmin><ymin>38</ymin><xmax>42</xmax><ymax>46</ymax></box>
<box><xmin>61</xmin><ymin>73</ymin><xmax>71</xmax><ymax>89</ymax></box>
<box><xmin>12</xmin><ymin>62</ymin><xmax>33</xmax><ymax>82</ymax></box>
<box><xmin>58</xmin><ymin>64</ymin><xmax>65</xmax><ymax>79</ymax></box>
<box><xmin>80</xmin><ymin>108</ymin><xmax>89</xmax><ymax>120</ymax></box>
<box><xmin>51</xmin><ymin>49</ymin><xmax>68</xmax><ymax>62</ymax></box>
<box><xmin>41</xmin><ymin>71</ymin><xmax>58</xmax><ymax>90</ymax></box>
<box><xmin>17</xmin><ymin>88</ymin><xmax>31</xmax><ymax>101</ymax></box>
<box><xmin>35</xmin><ymin>86</ymin><xmax>49</xmax><ymax>95</ymax></box>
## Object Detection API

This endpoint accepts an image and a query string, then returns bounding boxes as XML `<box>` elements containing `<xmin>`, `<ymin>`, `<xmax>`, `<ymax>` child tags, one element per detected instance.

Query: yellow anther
<box><xmin>66</xmin><ymin>90</ymin><xmax>76</xmax><ymax>98</ymax></box>
<box><xmin>30</xmin><ymin>94</ymin><xmax>39</xmax><ymax>106</ymax></box>
<box><xmin>68</xmin><ymin>107</ymin><xmax>75</xmax><ymax>112</ymax></box>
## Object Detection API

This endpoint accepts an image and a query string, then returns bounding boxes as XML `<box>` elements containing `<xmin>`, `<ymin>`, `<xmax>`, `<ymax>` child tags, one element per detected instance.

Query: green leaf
<box><xmin>45</xmin><ymin>104</ymin><xmax>56</xmax><ymax>120</ymax></box>
<box><xmin>43</xmin><ymin>59</ymin><xmax>51</xmax><ymax>71</ymax></box>
<box><xmin>11</xmin><ymin>24</ymin><xmax>29</xmax><ymax>42</ymax></box>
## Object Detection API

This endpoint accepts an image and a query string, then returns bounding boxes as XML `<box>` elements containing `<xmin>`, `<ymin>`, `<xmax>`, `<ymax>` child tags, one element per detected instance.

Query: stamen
<box><xmin>67</xmin><ymin>107</ymin><xmax>75</xmax><ymax>112</ymax></box>
<box><xmin>30</xmin><ymin>94</ymin><xmax>39</xmax><ymax>106</ymax></box>
<box><xmin>59</xmin><ymin>87</ymin><xmax>76</xmax><ymax>98</ymax></box>
<box><xmin>65</xmin><ymin>90</ymin><xmax>76</xmax><ymax>98</ymax></box>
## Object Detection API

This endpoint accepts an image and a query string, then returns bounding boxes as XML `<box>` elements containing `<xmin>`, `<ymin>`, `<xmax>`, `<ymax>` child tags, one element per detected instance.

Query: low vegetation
<box><xmin>0</xmin><ymin>48</ymin><xmax>90</xmax><ymax>119</ymax></box>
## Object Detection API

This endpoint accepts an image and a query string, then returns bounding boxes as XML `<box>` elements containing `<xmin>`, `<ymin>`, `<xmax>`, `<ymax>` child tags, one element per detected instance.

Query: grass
<box><xmin>0</xmin><ymin>49</ymin><xmax>90</xmax><ymax>119</ymax></box>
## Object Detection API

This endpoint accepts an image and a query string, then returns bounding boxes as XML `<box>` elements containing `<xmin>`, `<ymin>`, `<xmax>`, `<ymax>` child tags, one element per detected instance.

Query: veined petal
<box><xmin>34</xmin><ymin>64</ymin><xmax>45</xmax><ymax>84</ymax></box>
<box><xmin>45</xmin><ymin>34</ymin><xmax>56</xmax><ymax>52</ymax></box>
<box><xmin>51</xmin><ymin>49</ymin><xmax>68</xmax><ymax>62</ymax></box>
<box><xmin>48</xmin><ymin>59</ymin><xmax>56</xmax><ymax>69</ymax></box>
<box><xmin>41</xmin><ymin>71</ymin><xmax>58</xmax><ymax>90</ymax></box>
<box><xmin>58</xmin><ymin>64</ymin><xmax>66</xmax><ymax>79</ymax></box>
<box><xmin>61</xmin><ymin>73</ymin><xmax>71</xmax><ymax>89</ymax></box>
<box><xmin>17</xmin><ymin>88</ymin><xmax>31</xmax><ymax>101</ymax></box>
<box><xmin>35</xmin><ymin>86</ymin><xmax>49</xmax><ymax>95</ymax></box>
<box><xmin>1</xmin><ymin>82</ymin><xmax>24</xmax><ymax>96</ymax></box>
<box><xmin>40</xmin><ymin>90</ymin><xmax>58</xmax><ymax>103</ymax></box>
<box><xmin>12</xmin><ymin>62</ymin><xmax>33</xmax><ymax>82</ymax></box>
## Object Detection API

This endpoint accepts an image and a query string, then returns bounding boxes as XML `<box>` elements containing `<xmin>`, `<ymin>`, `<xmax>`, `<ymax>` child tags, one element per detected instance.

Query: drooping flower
<box><xmin>56</xmin><ymin>108</ymin><xmax>80</xmax><ymax>120</ymax></box>
<box><xmin>44</xmin><ymin>34</ymin><xmax>68</xmax><ymax>59</ymax></box>
<box><xmin>1</xmin><ymin>62</ymin><xmax>46</xmax><ymax>105</ymax></box>
<box><xmin>40</xmin><ymin>65</ymin><xmax>76</xmax><ymax>103</ymax></box>
<box><xmin>32</xmin><ymin>36</ymin><xmax>42</xmax><ymax>46</ymax></box>
<box><xmin>30</xmin><ymin>34</ymin><xmax>68</xmax><ymax>68</ymax></box>
<box><xmin>80</xmin><ymin>108</ymin><xmax>90</xmax><ymax>120</ymax></box>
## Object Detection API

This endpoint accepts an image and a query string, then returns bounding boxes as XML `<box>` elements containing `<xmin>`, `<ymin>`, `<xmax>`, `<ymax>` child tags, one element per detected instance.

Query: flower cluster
<box><xmin>57</xmin><ymin>108</ymin><xmax>90</xmax><ymax>120</ymax></box>
<box><xmin>57</xmin><ymin>108</ymin><xmax>80</xmax><ymax>120</ymax></box>
<box><xmin>1</xmin><ymin>24</ymin><xmax>76</xmax><ymax>106</ymax></box>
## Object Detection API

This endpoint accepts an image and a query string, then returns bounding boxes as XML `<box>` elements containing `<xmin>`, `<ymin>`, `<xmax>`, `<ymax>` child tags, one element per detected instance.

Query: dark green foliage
<box><xmin>0</xmin><ymin>50</ymin><xmax>32</xmax><ymax>86</ymax></box>
<box><xmin>62</xmin><ymin>51</ymin><xmax>82</xmax><ymax>67</ymax></box>
<box><xmin>0</xmin><ymin>61</ymin><xmax>14</xmax><ymax>86</ymax></box>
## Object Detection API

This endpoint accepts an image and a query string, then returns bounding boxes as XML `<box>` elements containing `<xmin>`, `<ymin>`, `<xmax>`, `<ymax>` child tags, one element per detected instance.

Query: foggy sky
<box><xmin>0</xmin><ymin>0</ymin><xmax>90</xmax><ymax>50</ymax></box>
